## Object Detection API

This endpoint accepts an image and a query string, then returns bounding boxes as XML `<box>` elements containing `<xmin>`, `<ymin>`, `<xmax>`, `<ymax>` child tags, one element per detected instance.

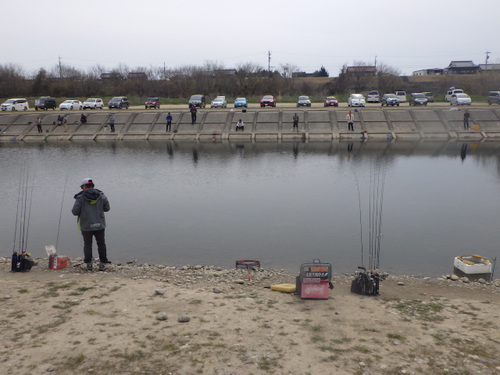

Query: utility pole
<box><xmin>268</xmin><ymin>50</ymin><xmax>271</xmax><ymax>73</ymax></box>
<box><xmin>58</xmin><ymin>56</ymin><xmax>62</xmax><ymax>79</ymax></box>
<box><xmin>485</xmin><ymin>51</ymin><xmax>491</xmax><ymax>71</ymax></box>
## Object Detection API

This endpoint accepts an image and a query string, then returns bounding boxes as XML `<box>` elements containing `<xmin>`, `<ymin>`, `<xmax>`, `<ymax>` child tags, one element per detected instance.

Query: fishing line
<box><xmin>352</xmin><ymin>170</ymin><xmax>365</xmax><ymax>267</ymax></box>
<box><xmin>24</xmin><ymin>165</ymin><xmax>37</xmax><ymax>253</ymax></box>
<box><xmin>55</xmin><ymin>169</ymin><xmax>71</xmax><ymax>251</ymax></box>
<box><xmin>20</xmin><ymin>164</ymin><xmax>30</xmax><ymax>252</ymax></box>
<box><xmin>12</xmin><ymin>165</ymin><xmax>24</xmax><ymax>252</ymax></box>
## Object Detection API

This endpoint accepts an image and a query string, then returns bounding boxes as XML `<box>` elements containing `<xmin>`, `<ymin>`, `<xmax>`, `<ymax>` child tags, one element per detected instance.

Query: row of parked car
<box><xmin>0</xmin><ymin>96</ymin><xmax>131</xmax><ymax>111</ymax></box>
<box><xmin>3</xmin><ymin>91</ymin><xmax>500</xmax><ymax>112</ymax></box>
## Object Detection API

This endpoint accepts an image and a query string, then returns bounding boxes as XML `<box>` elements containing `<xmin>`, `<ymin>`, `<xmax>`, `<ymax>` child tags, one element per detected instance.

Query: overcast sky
<box><xmin>2</xmin><ymin>0</ymin><xmax>498</xmax><ymax>77</ymax></box>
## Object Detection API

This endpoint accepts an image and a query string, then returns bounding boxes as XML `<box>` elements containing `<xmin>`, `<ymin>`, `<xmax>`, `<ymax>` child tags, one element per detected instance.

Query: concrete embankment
<box><xmin>1</xmin><ymin>108</ymin><xmax>500</xmax><ymax>142</ymax></box>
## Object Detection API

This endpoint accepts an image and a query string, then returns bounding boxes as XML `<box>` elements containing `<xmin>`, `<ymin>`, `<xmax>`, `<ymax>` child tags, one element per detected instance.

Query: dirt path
<box><xmin>1</xmin><ymin>260</ymin><xmax>499</xmax><ymax>375</ymax></box>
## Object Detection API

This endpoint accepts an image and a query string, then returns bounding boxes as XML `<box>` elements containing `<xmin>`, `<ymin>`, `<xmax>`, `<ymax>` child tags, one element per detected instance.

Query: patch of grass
<box><xmin>188</xmin><ymin>299</ymin><xmax>202</xmax><ymax>305</ymax></box>
<box><xmin>458</xmin><ymin>310</ymin><xmax>477</xmax><ymax>317</ymax></box>
<box><xmin>352</xmin><ymin>345</ymin><xmax>370</xmax><ymax>353</ymax></box>
<box><xmin>392</xmin><ymin>300</ymin><xmax>444</xmax><ymax>322</ymax></box>
<box><xmin>111</xmin><ymin>349</ymin><xmax>148</xmax><ymax>362</ymax></box>
<box><xmin>310</xmin><ymin>324</ymin><xmax>322</xmax><ymax>332</ymax></box>
<box><xmin>52</xmin><ymin>300</ymin><xmax>80</xmax><ymax>310</ymax></box>
<box><xmin>69</xmin><ymin>286</ymin><xmax>94</xmax><ymax>296</ymax></box>
<box><xmin>311</xmin><ymin>335</ymin><xmax>323</xmax><ymax>343</ymax></box>
<box><xmin>387</xmin><ymin>333</ymin><xmax>406</xmax><ymax>340</ymax></box>
<box><xmin>331</xmin><ymin>337</ymin><xmax>352</xmax><ymax>345</ymax></box>
<box><xmin>43</xmin><ymin>281</ymin><xmax>77</xmax><ymax>297</ymax></box>
<box><xmin>62</xmin><ymin>353</ymin><xmax>85</xmax><ymax>369</ymax></box>
<box><xmin>33</xmin><ymin>315</ymin><xmax>68</xmax><ymax>336</ymax></box>
<box><xmin>160</xmin><ymin>343</ymin><xmax>180</xmax><ymax>354</ymax></box>
<box><xmin>258</xmin><ymin>355</ymin><xmax>280</xmax><ymax>371</ymax></box>
<box><xmin>8</xmin><ymin>311</ymin><xmax>26</xmax><ymax>319</ymax></box>
<box><xmin>18</xmin><ymin>288</ymin><xmax>29</xmax><ymax>294</ymax></box>
<box><xmin>318</xmin><ymin>345</ymin><xmax>336</xmax><ymax>352</ymax></box>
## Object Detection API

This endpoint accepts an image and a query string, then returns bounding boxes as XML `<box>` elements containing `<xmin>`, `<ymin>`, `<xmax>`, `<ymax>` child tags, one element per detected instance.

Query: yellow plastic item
<box><xmin>473</xmin><ymin>124</ymin><xmax>480</xmax><ymax>130</ymax></box>
<box><xmin>270</xmin><ymin>283</ymin><xmax>296</xmax><ymax>293</ymax></box>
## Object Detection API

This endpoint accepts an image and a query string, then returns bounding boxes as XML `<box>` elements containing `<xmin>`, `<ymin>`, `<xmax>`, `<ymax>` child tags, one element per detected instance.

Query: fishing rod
<box><xmin>11</xmin><ymin>161</ymin><xmax>37</xmax><ymax>272</ymax></box>
<box><xmin>12</xmin><ymin>166</ymin><xmax>24</xmax><ymax>253</ymax></box>
<box><xmin>352</xmin><ymin>170</ymin><xmax>365</xmax><ymax>268</ymax></box>
<box><xmin>23</xmin><ymin>170</ymin><xmax>36</xmax><ymax>253</ymax></box>
<box><xmin>55</xmin><ymin>169</ymin><xmax>71</xmax><ymax>251</ymax></box>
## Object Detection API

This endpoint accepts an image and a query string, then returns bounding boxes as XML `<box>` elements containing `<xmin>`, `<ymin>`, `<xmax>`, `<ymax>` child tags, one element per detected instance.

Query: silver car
<box><xmin>348</xmin><ymin>94</ymin><xmax>366</xmax><ymax>107</ymax></box>
<box><xmin>450</xmin><ymin>93</ymin><xmax>471</xmax><ymax>106</ymax></box>
<box><xmin>210</xmin><ymin>97</ymin><xmax>227</xmax><ymax>108</ymax></box>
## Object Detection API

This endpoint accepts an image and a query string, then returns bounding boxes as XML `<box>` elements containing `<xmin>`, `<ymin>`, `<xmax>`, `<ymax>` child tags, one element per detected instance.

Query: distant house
<box><xmin>346</xmin><ymin>66</ymin><xmax>377</xmax><ymax>77</ymax></box>
<box><xmin>478</xmin><ymin>63</ymin><xmax>500</xmax><ymax>73</ymax></box>
<box><xmin>292</xmin><ymin>71</ymin><xmax>314</xmax><ymax>78</ymax></box>
<box><xmin>101</xmin><ymin>72</ymin><xmax>123</xmax><ymax>80</ymax></box>
<box><xmin>412</xmin><ymin>68</ymin><xmax>443</xmax><ymax>76</ymax></box>
<box><xmin>128</xmin><ymin>72</ymin><xmax>148</xmax><ymax>80</ymax></box>
<box><xmin>443</xmin><ymin>61</ymin><xmax>479</xmax><ymax>75</ymax></box>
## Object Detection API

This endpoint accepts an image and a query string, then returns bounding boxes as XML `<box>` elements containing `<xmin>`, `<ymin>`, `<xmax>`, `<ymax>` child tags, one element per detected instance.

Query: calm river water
<box><xmin>1</xmin><ymin>140</ymin><xmax>499</xmax><ymax>276</ymax></box>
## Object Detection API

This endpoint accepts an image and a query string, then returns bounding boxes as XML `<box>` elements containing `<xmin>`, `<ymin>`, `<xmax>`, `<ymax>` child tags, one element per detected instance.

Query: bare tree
<box><xmin>376</xmin><ymin>62</ymin><xmax>403</xmax><ymax>93</ymax></box>
<box><xmin>348</xmin><ymin>60</ymin><xmax>374</xmax><ymax>92</ymax></box>
<box><xmin>0</xmin><ymin>64</ymin><xmax>26</xmax><ymax>96</ymax></box>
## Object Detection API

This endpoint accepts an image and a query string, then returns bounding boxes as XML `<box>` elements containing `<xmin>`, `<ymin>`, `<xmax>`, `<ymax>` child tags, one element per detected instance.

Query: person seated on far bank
<box><xmin>236</xmin><ymin>119</ymin><xmax>244</xmax><ymax>131</ymax></box>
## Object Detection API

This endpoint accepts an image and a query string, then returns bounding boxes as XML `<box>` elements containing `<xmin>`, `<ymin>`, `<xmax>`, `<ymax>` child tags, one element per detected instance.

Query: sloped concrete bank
<box><xmin>1</xmin><ymin>108</ymin><xmax>500</xmax><ymax>142</ymax></box>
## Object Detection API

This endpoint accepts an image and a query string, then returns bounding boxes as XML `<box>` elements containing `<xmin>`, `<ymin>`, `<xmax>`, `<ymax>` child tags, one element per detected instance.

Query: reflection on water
<box><xmin>1</xmin><ymin>140</ymin><xmax>499</xmax><ymax>276</ymax></box>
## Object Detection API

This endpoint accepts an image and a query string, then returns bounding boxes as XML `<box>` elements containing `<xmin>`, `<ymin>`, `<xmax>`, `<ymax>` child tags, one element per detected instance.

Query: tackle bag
<box><xmin>296</xmin><ymin>259</ymin><xmax>334</xmax><ymax>299</ymax></box>
<box><xmin>351</xmin><ymin>266</ymin><xmax>380</xmax><ymax>296</ymax></box>
<box><xmin>11</xmin><ymin>252</ymin><xmax>35</xmax><ymax>272</ymax></box>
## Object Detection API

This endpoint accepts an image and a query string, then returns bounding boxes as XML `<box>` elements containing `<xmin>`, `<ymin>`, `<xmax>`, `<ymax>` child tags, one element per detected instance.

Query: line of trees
<box><xmin>1</xmin><ymin>60</ymin><xmax>498</xmax><ymax>100</ymax></box>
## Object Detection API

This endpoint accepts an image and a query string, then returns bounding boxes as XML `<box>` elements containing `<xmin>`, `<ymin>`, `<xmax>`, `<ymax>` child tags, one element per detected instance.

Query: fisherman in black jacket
<box><xmin>72</xmin><ymin>178</ymin><xmax>111</xmax><ymax>271</ymax></box>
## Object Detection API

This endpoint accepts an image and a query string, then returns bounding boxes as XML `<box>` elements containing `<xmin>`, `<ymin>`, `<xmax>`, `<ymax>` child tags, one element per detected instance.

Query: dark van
<box><xmin>188</xmin><ymin>94</ymin><xmax>206</xmax><ymax>108</ymax></box>
<box><xmin>108</xmin><ymin>96</ymin><xmax>129</xmax><ymax>109</ymax></box>
<box><xmin>34</xmin><ymin>97</ymin><xmax>57</xmax><ymax>110</ymax></box>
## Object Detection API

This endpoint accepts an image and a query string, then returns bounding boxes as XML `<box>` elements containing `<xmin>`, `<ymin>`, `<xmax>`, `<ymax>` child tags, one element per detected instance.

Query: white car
<box><xmin>450</xmin><ymin>93</ymin><xmax>471</xmax><ymax>106</ymax></box>
<box><xmin>210</xmin><ymin>97</ymin><xmax>227</xmax><ymax>108</ymax></box>
<box><xmin>1</xmin><ymin>98</ymin><xmax>29</xmax><ymax>111</ymax></box>
<box><xmin>445</xmin><ymin>87</ymin><xmax>464</xmax><ymax>102</ymax></box>
<box><xmin>59</xmin><ymin>100</ymin><xmax>82</xmax><ymax>110</ymax></box>
<box><xmin>82</xmin><ymin>98</ymin><xmax>104</xmax><ymax>109</ymax></box>
<box><xmin>367</xmin><ymin>90</ymin><xmax>380</xmax><ymax>103</ymax></box>
<box><xmin>348</xmin><ymin>94</ymin><xmax>366</xmax><ymax>107</ymax></box>
<box><xmin>395</xmin><ymin>90</ymin><xmax>407</xmax><ymax>103</ymax></box>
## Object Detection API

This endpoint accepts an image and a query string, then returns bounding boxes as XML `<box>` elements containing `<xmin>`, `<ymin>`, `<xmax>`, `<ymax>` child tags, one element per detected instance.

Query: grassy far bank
<box><xmin>0</xmin><ymin>94</ymin><xmax>493</xmax><ymax>108</ymax></box>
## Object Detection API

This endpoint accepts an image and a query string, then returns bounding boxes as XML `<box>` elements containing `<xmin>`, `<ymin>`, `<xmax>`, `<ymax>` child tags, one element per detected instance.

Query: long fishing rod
<box><xmin>20</xmin><ymin>164</ymin><xmax>30</xmax><ymax>253</ymax></box>
<box><xmin>55</xmin><ymin>169</ymin><xmax>71</xmax><ymax>251</ymax></box>
<box><xmin>368</xmin><ymin>158</ymin><xmax>375</xmax><ymax>270</ymax></box>
<box><xmin>24</xmin><ymin>167</ymin><xmax>36</xmax><ymax>253</ymax></box>
<box><xmin>375</xmin><ymin>159</ymin><xmax>388</xmax><ymax>270</ymax></box>
<box><xmin>12</xmin><ymin>165</ymin><xmax>24</xmax><ymax>253</ymax></box>
<box><xmin>375</xmin><ymin>156</ymin><xmax>388</xmax><ymax>270</ymax></box>
<box><xmin>352</xmin><ymin>169</ymin><xmax>365</xmax><ymax>267</ymax></box>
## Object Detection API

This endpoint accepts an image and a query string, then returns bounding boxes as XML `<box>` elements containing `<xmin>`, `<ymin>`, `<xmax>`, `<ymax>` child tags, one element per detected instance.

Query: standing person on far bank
<box><xmin>166</xmin><ymin>112</ymin><xmax>172</xmax><ymax>132</ymax></box>
<box><xmin>108</xmin><ymin>114</ymin><xmax>115</xmax><ymax>132</ymax></box>
<box><xmin>190</xmin><ymin>104</ymin><xmax>197</xmax><ymax>125</ymax></box>
<box><xmin>346</xmin><ymin>110</ymin><xmax>354</xmax><ymax>131</ymax></box>
<box><xmin>62</xmin><ymin>115</ymin><xmax>68</xmax><ymax>132</ymax></box>
<box><xmin>463</xmin><ymin>110</ymin><xmax>471</xmax><ymax>130</ymax></box>
<box><xmin>35</xmin><ymin>116</ymin><xmax>42</xmax><ymax>133</ymax></box>
<box><xmin>293</xmin><ymin>113</ymin><xmax>299</xmax><ymax>132</ymax></box>
<box><xmin>72</xmin><ymin>178</ymin><xmax>111</xmax><ymax>271</ymax></box>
